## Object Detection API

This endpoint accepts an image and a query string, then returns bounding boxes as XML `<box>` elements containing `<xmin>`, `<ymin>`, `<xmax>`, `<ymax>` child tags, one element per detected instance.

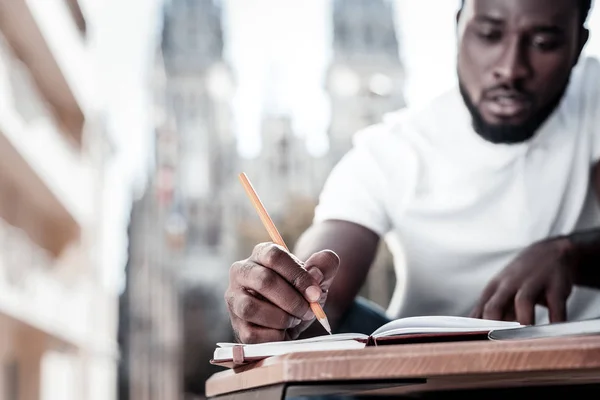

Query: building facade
<box><xmin>160</xmin><ymin>2</ymin><xmax>237</xmax><ymax>390</ymax></box>
<box><xmin>0</xmin><ymin>1</ymin><xmax>117</xmax><ymax>400</ymax></box>
<box><xmin>121</xmin><ymin>1</ymin><xmax>236</xmax><ymax>397</ymax></box>
<box><xmin>327</xmin><ymin>0</ymin><xmax>405</xmax><ymax>162</ymax></box>
<box><xmin>118</xmin><ymin>179</ymin><xmax>183</xmax><ymax>400</ymax></box>
<box><xmin>117</xmin><ymin>46</ymin><xmax>184</xmax><ymax>400</ymax></box>
<box><xmin>160</xmin><ymin>0</ymin><xmax>236</xmax><ymax>277</ymax></box>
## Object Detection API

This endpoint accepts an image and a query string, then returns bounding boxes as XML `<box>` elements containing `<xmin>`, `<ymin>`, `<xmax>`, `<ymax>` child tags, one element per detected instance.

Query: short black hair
<box><xmin>459</xmin><ymin>0</ymin><xmax>593</xmax><ymax>26</ymax></box>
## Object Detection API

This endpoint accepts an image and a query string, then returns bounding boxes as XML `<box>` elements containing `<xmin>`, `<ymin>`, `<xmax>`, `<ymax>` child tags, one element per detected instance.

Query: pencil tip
<box><xmin>320</xmin><ymin>318</ymin><xmax>332</xmax><ymax>335</ymax></box>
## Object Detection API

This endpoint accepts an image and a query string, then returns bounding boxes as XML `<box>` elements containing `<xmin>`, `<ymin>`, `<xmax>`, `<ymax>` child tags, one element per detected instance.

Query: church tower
<box><xmin>161</xmin><ymin>0</ymin><xmax>235</xmax><ymax>272</ymax></box>
<box><xmin>326</xmin><ymin>0</ymin><xmax>405</xmax><ymax>162</ymax></box>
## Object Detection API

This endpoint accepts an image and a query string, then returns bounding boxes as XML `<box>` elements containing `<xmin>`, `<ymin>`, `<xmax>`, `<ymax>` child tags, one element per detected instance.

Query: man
<box><xmin>225</xmin><ymin>0</ymin><xmax>600</xmax><ymax>345</ymax></box>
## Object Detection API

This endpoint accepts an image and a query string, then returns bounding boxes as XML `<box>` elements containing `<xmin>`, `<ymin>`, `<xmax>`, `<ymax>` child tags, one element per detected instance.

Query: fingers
<box><xmin>305</xmin><ymin>266</ymin><xmax>324</xmax><ymax>285</ymax></box>
<box><xmin>512</xmin><ymin>275</ymin><xmax>569</xmax><ymax>325</ymax></box>
<box><xmin>470</xmin><ymin>280</ymin><xmax>499</xmax><ymax>319</ymax></box>
<box><xmin>229</xmin><ymin>291</ymin><xmax>302</xmax><ymax>330</ymax></box>
<box><xmin>251</xmin><ymin>243</ymin><xmax>323</xmax><ymax>303</ymax></box>
<box><xmin>226</xmin><ymin>244</ymin><xmax>340</xmax><ymax>345</ymax></box>
<box><xmin>232</xmin><ymin>315</ymin><xmax>287</xmax><ymax>344</ymax></box>
<box><xmin>475</xmin><ymin>279</ymin><xmax>568</xmax><ymax>325</ymax></box>
<box><xmin>230</xmin><ymin>260</ymin><xmax>313</xmax><ymax>320</ymax></box>
<box><xmin>514</xmin><ymin>284</ymin><xmax>538</xmax><ymax>326</ymax></box>
<box><xmin>503</xmin><ymin>306</ymin><xmax>516</xmax><ymax>322</ymax></box>
<box><xmin>303</xmin><ymin>250</ymin><xmax>340</xmax><ymax>287</ymax></box>
<box><xmin>225</xmin><ymin>289</ymin><xmax>301</xmax><ymax>344</ymax></box>
<box><xmin>480</xmin><ymin>282</ymin><xmax>515</xmax><ymax>322</ymax></box>
<box><xmin>546</xmin><ymin>275</ymin><xmax>569</xmax><ymax>323</ymax></box>
<box><xmin>546</xmin><ymin>291</ymin><xmax>567</xmax><ymax>323</ymax></box>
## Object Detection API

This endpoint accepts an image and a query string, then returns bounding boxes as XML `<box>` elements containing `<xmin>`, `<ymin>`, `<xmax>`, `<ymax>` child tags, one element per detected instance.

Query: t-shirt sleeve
<box><xmin>313</xmin><ymin>133</ymin><xmax>392</xmax><ymax>237</ymax></box>
<box><xmin>586</xmin><ymin>58</ymin><xmax>600</xmax><ymax>163</ymax></box>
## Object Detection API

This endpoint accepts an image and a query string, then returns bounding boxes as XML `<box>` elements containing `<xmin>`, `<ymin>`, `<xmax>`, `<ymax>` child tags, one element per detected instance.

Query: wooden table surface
<box><xmin>206</xmin><ymin>335</ymin><xmax>600</xmax><ymax>398</ymax></box>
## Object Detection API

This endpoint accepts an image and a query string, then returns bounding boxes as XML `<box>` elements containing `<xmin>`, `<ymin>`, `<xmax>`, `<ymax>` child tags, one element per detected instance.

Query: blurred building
<box><xmin>0</xmin><ymin>1</ymin><xmax>117</xmax><ymax>400</ymax></box>
<box><xmin>327</xmin><ymin>0</ymin><xmax>405</xmax><ymax>161</ymax></box>
<box><xmin>237</xmin><ymin>115</ymin><xmax>331</xmax><ymax>222</ymax></box>
<box><xmin>117</xmin><ymin>47</ymin><xmax>183</xmax><ymax>400</ymax></box>
<box><xmin>121</xmin><ymin>0</ymin><xmax>236</xmax><ymax>397</ymax></box>
<box><xmin>161</xmin><ymin>1</ymin><xmax>237</xmax><ymax>392</ymax></box>
<box><xmin>160</xmin><ymin>0</ymin><xmax>236</xmax><ymax>281</ymax></box>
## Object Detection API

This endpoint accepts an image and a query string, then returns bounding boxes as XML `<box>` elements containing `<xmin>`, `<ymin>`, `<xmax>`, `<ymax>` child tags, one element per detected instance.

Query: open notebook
<box><xmin>211</xmin><ymin>316</ymin><xmax>523</xmax><ymax>368</ymax></box>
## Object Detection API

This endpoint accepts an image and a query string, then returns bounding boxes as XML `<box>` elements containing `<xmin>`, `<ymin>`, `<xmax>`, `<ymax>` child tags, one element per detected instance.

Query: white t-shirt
<box><xmin>314</xmin><ymin>56</ymin><xmax>600</xmax><ymax>324</ymax></box>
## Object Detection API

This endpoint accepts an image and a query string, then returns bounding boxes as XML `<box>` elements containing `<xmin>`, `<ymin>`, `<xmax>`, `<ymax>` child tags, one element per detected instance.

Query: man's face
<box><xmin>457</xmin><ymin>0</ymin><xmax>587</xmax><ymax>144</ymax></box>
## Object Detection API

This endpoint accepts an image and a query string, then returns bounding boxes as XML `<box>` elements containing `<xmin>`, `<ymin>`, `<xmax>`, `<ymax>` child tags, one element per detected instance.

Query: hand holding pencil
<box><xmin>224</xmin><ymin>173</ymin><xmax>339</xmax><ymax>344</ymax></box>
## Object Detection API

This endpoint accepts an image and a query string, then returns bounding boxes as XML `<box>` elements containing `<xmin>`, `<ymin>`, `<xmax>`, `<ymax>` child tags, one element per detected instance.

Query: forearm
<box><xmin>565</xmin><ymin>227</ymin><xmax>600</xmax><ymax>289</ymax></box>
<box><xmin>293</xmin><ymin>220</ymin><xmax>380</xmax><ymax>334</ymax></box>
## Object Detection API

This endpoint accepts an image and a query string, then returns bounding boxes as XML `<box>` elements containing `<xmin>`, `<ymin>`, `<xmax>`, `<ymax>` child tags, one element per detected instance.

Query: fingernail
<box><xmin>291</xmin><ymin>318</ymin><xmax>302</xmax><ymax>327</ymax></box>
<box><xmin>302</xmin><ymin>309</ymin><xmax>314</xmax><ymax>321</ymax></box>
<box><xmin>307</xmin><ymin>267</ymin><xmax>324</xmax><ymax>284</ymax></box>
<box><xmin>305</xmin><ymin>286</ymin><xmax>321</xmax><ymax>302</ymax></box>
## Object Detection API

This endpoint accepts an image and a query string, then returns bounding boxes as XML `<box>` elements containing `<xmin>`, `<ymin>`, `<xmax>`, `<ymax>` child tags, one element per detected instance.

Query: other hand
<box><xmin>470</xmin><ymin>237</ymin><xmax>575</xmax><ymax>325</ymax></box>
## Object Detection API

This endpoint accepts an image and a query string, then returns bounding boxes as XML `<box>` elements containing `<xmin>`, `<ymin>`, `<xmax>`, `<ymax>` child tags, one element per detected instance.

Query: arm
<box><xmin>567</xmin><ymin>160</ymin><xmax>600</xmax><ymax>289</ymax></box>
<box><xmin>293</xmin><ymin>220</ymin><xmax>380</xmax><ymax>334</ymax></box>
<box><xmin>471</xmin><ymin>161</ymin><xmax>600</xmax><ymax>325</ymax></box>
<box><xmin>566</xmin><ymin>229</ymin><xmax>600</xmax><ymax>289</ymax></box>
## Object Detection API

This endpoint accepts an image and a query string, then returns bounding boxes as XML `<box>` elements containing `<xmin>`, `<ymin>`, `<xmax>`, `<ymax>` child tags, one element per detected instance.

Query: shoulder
<box><xmin>568</xmin><ymin>56</ymin><xmax>600</xmax><ymax>161</ymax></box>
<box><xmin>350</xmin><ymin>87</ymin><xmax>468</xmax><ymax>161</ymax></box>
<box><xmin>340</xmin><ymin>92</ymin><xmax>460</xmax><ymax>199</ymax></box>
<box><xmin>346</xmin><ymin>111</ymin><xmax>421</xmax><ymax>182</ymax></box>
<box><xmin>572</xmin><ymin>56</ymin><xmax>600</xmax><ymax>83</ymax></box>
<box><xmin>562</xmin><ymin>56</ymin><xmax>600</xmax><ymax>113</ymax></box>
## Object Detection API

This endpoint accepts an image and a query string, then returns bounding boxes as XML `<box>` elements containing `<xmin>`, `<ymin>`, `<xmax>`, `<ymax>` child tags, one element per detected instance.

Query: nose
<box><xmin>492</xmin><ymin>37</ymin><xmax>531</xmax><ymax>83</ymax></box>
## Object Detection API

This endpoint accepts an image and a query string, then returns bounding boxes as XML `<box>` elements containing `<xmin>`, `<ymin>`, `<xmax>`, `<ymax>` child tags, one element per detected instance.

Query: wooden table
<box><xmin>205</xmin><ymin>335</ymin><xmax>600</xmax><ymax>399</ymax></box>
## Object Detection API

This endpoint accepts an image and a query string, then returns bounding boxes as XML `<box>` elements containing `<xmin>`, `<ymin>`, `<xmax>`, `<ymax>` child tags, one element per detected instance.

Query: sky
<box><xmin>223</xmin><ymin>0</ymin><xmax>333</xmax><ymax>158</ymax></box>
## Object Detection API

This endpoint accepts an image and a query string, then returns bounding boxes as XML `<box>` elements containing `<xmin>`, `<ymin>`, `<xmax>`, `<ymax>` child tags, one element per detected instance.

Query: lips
<box><xmin>482</xmin><ymin>91</ymin><xmax>532</xmax><ymax>121</ymax></box>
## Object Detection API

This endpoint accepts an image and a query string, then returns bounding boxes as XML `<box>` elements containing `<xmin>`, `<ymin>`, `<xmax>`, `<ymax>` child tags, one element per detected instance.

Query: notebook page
<box><xmin>216</xmin><ymin>332</ymin><xmax>369</xmax><ymax>348</ymax></box>
<box><xmin>489</xmin><ymin>318</ymin><xmax>600</xmax><ymax>341</ymax></box>
<box><xmin>372</xmin><ymin>316</ymin><xmax>522</xmax><ymax>338</ymax></box>
<box><xmin>213</xmin><ymin>335</ymin><xmax>368</xmax><ymax>361</ymax></box>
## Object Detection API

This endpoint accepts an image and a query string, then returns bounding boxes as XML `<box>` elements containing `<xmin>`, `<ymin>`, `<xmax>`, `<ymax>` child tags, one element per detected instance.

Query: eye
<box><xmin>531</xmin><ymin>35</ymin><xmax>561</xmax><ymax>51</ymax></box>
<box><xmin>476</xmin><ymin>29</ymin><xmax>502</xmax><ymax>43</ymax></box>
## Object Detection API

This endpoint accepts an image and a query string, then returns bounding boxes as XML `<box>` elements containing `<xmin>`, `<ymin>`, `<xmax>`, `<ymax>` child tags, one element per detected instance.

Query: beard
<box><xmin>458</xmin><ymin>79</ymin><xmax>569</xmax><ymax>145</ymax></box>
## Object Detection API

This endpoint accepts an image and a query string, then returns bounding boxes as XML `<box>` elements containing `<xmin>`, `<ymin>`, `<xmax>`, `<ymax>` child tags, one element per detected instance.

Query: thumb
<box><xmin>303</xmin><ymin>250</ymin><xmax>340</xmax><ymax>288</ymax></box>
